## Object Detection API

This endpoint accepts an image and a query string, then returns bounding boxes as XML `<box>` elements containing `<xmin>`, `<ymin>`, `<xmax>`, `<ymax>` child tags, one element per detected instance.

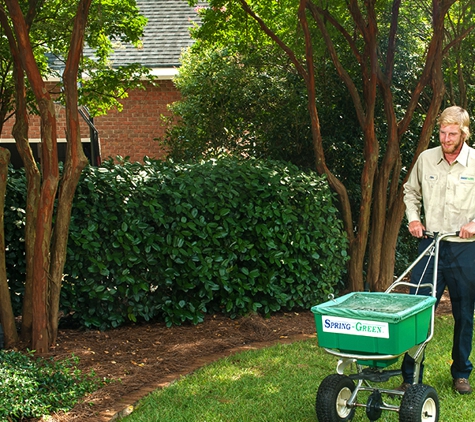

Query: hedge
<box><xmin>6</xmin><ymin>157</ymin><xmax>348</xmax><ymax>330</ymax></box>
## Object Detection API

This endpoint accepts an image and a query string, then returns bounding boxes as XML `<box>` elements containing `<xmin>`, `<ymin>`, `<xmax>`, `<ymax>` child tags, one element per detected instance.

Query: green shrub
<box><xmin>63</xmin><ymin>157</ymin><xmax>348</xmax><ymax>329</ymax></box>
<box><xmin>6</xmin><ymin>157</ymin><xmax>349</xmax><ymax>330</ymax></box>
<box><xmin>0</xmin><ymin>350</ymin><xmax>101</xmax><ymax>421</ymax></box>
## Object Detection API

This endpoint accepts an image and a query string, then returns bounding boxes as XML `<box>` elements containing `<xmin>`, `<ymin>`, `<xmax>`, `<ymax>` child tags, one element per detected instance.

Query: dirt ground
<box><xmin>31</xmin><ymin>291</ymin><xmax>452</xmax><ymax>422</ymax></box>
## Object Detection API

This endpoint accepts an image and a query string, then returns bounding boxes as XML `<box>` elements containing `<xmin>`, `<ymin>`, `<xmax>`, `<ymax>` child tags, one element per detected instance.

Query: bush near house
<box><xmin>6</xmin><ymin>157</ymin><xmax>348</xmax><ymax>330</ymax></box>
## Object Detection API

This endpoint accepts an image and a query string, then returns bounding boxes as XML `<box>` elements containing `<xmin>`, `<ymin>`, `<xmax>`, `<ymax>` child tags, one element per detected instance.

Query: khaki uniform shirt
<box><xmin>404</xmin><ymin>142</ymin><xmax>475</xmax><ymax>242</ymax></box>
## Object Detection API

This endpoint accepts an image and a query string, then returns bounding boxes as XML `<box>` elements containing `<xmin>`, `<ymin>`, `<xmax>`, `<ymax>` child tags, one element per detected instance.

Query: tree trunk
<box><xmin>15</xmin><ymin>110</ymin><xmax>41</xmax><ymax>344</ymax></box>
<box><xmin>237</xmin><ymin>0</ymin><xmax>361</xmax><ymax>290</ymax></box>
<box><xmin>0</xmin><ymin>147</ymin><xmax>18</xmax><ymax>347</ymax></box>
<box><xmin>48</xmin><ymin>0</ymin><xmax>91</xmax><ymax>345</ymax></box>
<box><xmin>310</xmin><ymin>0</ymin><xmax>381</xmax><ymax>291</ymax></box>
<box><xmin>376</xmin><ymin>193</ymin><xmax>406</xmax><ymax>289</ymax></box>
<box><xmin>5</xmin><ymin>0</ymin><xmax>93</xmax><ymax>351</ymax></box>
<box><xmin>0</xmin><ymin>3</ymin><xmax>42</xmax><ymax>344</ymax></box>
<box><xmin>365</xmin><ymin>0</ymin><xmax>402</xmax><ymax>290</ymax></box>
<box><xmin>5</xmin><ymin>0</ymin><xmax>60</xmax><ymax>353</ymax></box>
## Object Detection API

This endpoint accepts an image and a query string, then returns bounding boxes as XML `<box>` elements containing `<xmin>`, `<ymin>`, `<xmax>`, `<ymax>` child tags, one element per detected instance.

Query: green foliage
<box><xmin>47</xmin><ymin>0</ymin><xmax>153</xmax><ymax>116</ymax></box>
<box><xmin>442</xmin><ymin>2</ymin><xmax>475</xmax><ymax>113</ymax></box>
<box><xmin>6</xmin><ymin>158</ymin><xmax>348</xmax><ymax>330</ymax></box>
<box><xmin>190</xmin><ymin>0</ymin><xmax>303</xmax><ymax>55</ymax></box>
<box><xmin>161</xmin><ymin>47</ymin><xmax>314</xmax><ymax>168</ymax></box>
<box><xmin>64</xmin><ymin>157</ymin><xmax>348</xmax><ymax>329</ymax></box>
<box><xmin>78</xmin><ymin>63</ymin><xmax>153</xmax><ymax>116</ymax></box>
<box><xmin>0</xmin><ymin>350</ymin><xmax>101</xmax><ymax>421</ymax></box>
<box><xmin>160</xmin><ymin>40</ymin><xmax>365</xmax><ymax>220</ymax></box>
<box><xmin>175</xmin><ymin>1</ymin><xmax>441</xmax><ymax>186</ymax></box>
<box><xmin>0</xmin><ymin>0</ymin><xmax>151</xmax><ymax>123</ymax></box>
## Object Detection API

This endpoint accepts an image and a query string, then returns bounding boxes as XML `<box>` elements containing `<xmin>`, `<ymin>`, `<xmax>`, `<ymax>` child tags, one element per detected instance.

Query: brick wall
<box><xmin>1</xmin><ymin>79</ymin><xmax>180</xmax><ymax>165</ymax></box>
<box><xmin>94</xmin><ymin>80</ymin><xmax>180</xmax><ymax>162</ymax></box>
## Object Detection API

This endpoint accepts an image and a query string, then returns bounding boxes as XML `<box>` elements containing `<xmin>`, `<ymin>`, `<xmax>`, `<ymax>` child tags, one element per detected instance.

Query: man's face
<box><xmin>439</xmin><ymin>124</ymin><xmax>464</xmax><ymax>155</ymax></box>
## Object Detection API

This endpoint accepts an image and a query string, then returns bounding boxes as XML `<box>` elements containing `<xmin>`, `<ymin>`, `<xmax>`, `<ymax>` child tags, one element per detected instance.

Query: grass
<box><xmin>120</xmin><ymin>315</ymin><xmax>475</xmax><ymax>421</ymax></box>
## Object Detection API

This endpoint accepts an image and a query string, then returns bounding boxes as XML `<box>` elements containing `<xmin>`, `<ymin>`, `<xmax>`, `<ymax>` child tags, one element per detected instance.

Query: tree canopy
<box><xmin>180</xmin><ymin>0</ymin><xmax>475</xmax><ymax>291</ymax></box>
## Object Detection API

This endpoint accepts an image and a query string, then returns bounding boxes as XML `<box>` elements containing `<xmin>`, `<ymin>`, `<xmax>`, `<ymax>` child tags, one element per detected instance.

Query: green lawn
<box><xmin>120</xmin><ymin>315</ymin><xmax>474</xmax><ymax>421</ymax></box>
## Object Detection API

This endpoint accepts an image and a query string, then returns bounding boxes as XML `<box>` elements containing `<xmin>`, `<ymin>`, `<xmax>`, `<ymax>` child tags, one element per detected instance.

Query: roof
<box><xmin>105</xmin><ymin>0</ymin><xmax>206</xmax><ymax>77</ymax></box>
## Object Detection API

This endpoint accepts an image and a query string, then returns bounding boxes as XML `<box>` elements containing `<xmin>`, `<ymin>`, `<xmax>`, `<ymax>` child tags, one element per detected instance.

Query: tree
<box><xmin>188</xmin><ymin>0</ymin><xmax>475</xmax><ymax>292</ymax></box>
<box><xmin>0</xmin><ymin>0</ymin><xmax>149</xmax><ymax>352</ymax></box>
<box><xmin>163</xmin><ymin>46</ymin><xmax>315</xmax><ymax>167</ymax></box>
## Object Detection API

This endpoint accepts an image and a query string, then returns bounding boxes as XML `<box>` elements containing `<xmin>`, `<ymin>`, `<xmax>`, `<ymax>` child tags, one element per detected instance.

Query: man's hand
<box><xmin>408</xmin><ymin>220</ymin><xmax>426</xmax><ymax>238</ymax></box>
<box><xmin>459</xmin><ymin>221</ymin><xmax>475</xmax><ymax>239</ymax></box>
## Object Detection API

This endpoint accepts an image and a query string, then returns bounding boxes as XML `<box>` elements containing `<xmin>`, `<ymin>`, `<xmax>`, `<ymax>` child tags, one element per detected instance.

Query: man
<box><xmin>401</xmin><ymin>105</ymin><xmax>475</xmax><ymax>395</ymax></box>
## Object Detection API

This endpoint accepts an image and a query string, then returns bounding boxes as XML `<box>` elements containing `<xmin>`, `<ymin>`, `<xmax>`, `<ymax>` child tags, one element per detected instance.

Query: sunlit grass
<box><xmin>121</xmin><ymin>315</ymin><xmax>475</xmax><ymax>421</ymax></box>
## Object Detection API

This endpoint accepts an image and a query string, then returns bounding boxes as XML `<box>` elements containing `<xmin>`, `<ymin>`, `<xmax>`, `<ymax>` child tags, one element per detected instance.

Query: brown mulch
<box><xmin>31</xmin><ymin>290</ymin><xmax>452</xmax><ymax>422</ymax></box>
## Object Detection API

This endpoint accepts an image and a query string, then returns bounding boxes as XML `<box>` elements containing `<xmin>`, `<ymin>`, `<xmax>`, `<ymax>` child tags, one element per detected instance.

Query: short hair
<box><xmin>438</xmin><ymin>106</ymin><xmax>471</xmax><ymax>140</ymax></box>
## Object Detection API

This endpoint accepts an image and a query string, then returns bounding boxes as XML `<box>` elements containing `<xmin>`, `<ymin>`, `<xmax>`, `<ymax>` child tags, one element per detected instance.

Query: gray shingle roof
<box><xmin>106</xmin><ymin>0</ymin><xmax>206</xmax><ymax>69</ymax></box>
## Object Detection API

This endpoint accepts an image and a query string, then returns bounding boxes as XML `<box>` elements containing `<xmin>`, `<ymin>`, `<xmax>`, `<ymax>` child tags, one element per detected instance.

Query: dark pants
<box><xmin>401</xmin><ymin>238</ymin><xmax>475</xmax><ymax>383</ymax></box>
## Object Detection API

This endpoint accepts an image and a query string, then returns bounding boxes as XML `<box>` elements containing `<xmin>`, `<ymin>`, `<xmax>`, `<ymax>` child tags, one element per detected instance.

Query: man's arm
<box><xmin>403</xmin><ymin>161</ymin><xmax>425</xmax><ymax>238</ymax></box>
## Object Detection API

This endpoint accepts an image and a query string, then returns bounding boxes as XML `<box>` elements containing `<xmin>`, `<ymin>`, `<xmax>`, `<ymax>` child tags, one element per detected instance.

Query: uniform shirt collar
<box><xmin>455</xmin><ymin>142</ymin><xmax>470</xmax><ymax>167</ymax></box>
<box><xmin>436</xmin><ymin>142</ymin><xmax>470</xmax><ymax>167</ymax></box>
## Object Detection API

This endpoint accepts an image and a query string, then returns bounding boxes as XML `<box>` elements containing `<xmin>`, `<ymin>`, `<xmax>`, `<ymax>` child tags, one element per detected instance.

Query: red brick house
<box><xmin>0</xmin><ymin>0</ymin><xmax>204</xmax><ymax>166</ymax></box>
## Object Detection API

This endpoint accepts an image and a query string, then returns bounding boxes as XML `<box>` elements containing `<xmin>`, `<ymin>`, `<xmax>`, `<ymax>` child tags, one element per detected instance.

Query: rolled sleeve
<box><xmin>403</xmin><ymin>164</ymin><xmax>422</xmax><ymax>223</ymax></box>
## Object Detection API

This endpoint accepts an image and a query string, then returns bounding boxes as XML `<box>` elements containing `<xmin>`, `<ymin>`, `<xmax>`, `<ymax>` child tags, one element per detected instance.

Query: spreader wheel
<box><xmin>399</xmin><ymin>384</ymin><xmax>439</xmax><ymax>422</ymax></box>
<box><xmin>315</xmin><ymin>374</ymin><xmax>356</xmax><ymax>422</ymax></box>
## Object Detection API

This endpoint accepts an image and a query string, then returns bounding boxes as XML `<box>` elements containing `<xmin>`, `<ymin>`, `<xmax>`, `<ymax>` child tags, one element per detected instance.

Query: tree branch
<box><xmin>237</xmin><ymin>0</ymin><xmax>309</xmax><ymax>83</ymax></box>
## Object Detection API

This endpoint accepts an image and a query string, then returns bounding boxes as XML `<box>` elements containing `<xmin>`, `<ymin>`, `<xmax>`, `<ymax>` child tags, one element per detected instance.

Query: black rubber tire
<box><xmin>399</xmin><ymin>384</ymin><xmax>439</xmax><ymax>422</ymax></box>
<box><xmin>315</xmin><ymin>374</ymin><xmax>356</xmax><ymax>422</ymax></box>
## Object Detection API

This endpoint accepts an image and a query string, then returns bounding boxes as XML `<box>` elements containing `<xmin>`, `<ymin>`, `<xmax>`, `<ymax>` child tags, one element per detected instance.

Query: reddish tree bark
<box><xmin>0</xmin><ymin>3</ymin><xmax>42</xmax><ymax>343</ymax></box>
<box><xmin>5</xmin><ymin>0</ymin><xmax>59</xmax><ymax>353</ymax></box>
<box><xmin>3</xmin><ymin>0</ymin><xmax>92</xmax><ymax>352</ymax></box>
<box><xmin>49</xmin><ymin>0</ymin><xmax>91</xmax><ymax>345</ymax></box>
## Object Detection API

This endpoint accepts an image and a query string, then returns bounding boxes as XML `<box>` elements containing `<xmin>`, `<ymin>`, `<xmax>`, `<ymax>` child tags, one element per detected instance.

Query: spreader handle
<box><xmin>422</xmin><ymin>230</ymin><xmax>460</xmax><ymax>237</ymax></box>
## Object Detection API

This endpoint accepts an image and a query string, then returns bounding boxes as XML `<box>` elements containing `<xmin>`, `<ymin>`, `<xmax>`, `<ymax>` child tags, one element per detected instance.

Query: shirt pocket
<box><xmin>454</xmin><ymin>175</ymin><xmax>475</xmax><ymax>211</ymax></box>
<box><xmin>423</xmin><ymin>174</ymin><xmax>441</xmax><ymax>209</ymax></box>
